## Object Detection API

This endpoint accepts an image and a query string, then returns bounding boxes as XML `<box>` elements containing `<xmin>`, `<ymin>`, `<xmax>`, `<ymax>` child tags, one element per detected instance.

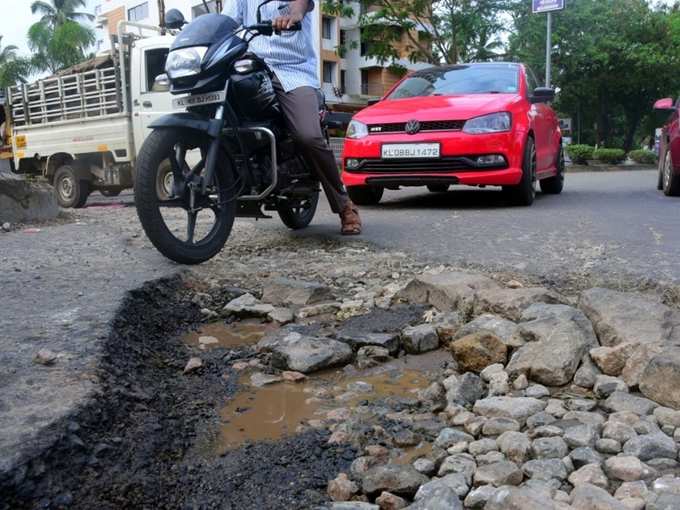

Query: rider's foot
<box><xmin>340</xmin><ymin>201</ymin><xmax>362</xmax><ymax>235</ymax></box>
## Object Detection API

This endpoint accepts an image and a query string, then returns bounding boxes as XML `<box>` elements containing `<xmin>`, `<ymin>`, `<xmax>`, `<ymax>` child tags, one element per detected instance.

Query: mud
<box><xmin>182</xmin><ymin>320</ymin><xmax>275</xmax><ymax>350</ymax></box>
<box><xmin>1</xmin><ymin>277</ymin><xmax>353</xmax><ymax>510</ymax></box>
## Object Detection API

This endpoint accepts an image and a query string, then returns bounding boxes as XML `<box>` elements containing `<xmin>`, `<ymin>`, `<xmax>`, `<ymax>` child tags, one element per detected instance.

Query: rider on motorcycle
<box><xmin>222</xmin><ymin>0</ymin><xmax>362</xmax><ymax>235</ymax></box>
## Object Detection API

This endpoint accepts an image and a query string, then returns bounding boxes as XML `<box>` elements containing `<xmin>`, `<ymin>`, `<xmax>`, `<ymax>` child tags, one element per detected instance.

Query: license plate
<box><xmin>381</xmin><ymin>143</ymin><xmax>440</xmax><ymax>159</ymax></box>
<box><xmin>172</xmin><ymin>91</ymin><xmax>226</xmax><ymax>109</ymax></box>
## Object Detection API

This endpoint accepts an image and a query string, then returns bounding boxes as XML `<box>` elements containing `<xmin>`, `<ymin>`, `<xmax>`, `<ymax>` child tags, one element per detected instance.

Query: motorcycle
<box><xmin>135</xmin><ymin>0</ymin><xmax>333</xmax><ymax>264</ymax></box>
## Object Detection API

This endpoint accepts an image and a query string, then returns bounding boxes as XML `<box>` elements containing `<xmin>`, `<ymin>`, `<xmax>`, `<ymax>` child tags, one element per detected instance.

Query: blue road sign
<box><xmin>532</xmin><ymin>0</ymin><xmax>565</xmax><ymax>13</ymax></box>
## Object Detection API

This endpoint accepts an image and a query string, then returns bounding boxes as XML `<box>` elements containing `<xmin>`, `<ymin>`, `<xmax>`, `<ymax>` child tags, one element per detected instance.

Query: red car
<box><xmin>654</xmin><ymin>97</ymin><xmax>680</xmax><ymax>196</ymax></box>
<box><xmin>341</xmin><ymin>62</ymin><xmax>564</xmax><ymax>206</ymax></box>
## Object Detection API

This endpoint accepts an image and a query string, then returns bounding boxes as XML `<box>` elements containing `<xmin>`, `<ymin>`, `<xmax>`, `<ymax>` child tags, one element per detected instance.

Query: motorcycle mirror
<box><xmin>165</xmin><ymin>9</ymin><xmax>186</xmax><ymax>30</ymax></box>
<box><xmin>153</xmin><ymin>73</ymin><xmax>171</xmax><ymax>93</ymax></box>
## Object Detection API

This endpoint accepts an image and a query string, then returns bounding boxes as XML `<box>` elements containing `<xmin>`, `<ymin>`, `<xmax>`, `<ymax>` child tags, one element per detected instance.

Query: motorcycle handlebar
<box><xmin>245</xmin><ymin>20</ymin><xmax>302</xmax><ymax>36</ymax></box>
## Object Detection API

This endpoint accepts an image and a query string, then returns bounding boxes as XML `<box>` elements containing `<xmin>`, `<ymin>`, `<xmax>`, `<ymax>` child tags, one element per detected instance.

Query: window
<box><xmin>361</xmin><ymin>69</ymin><xmax>369</xmax><ymax>95</ymax></box>
<box><xmin>322</xmin><ymin>17</ymin><xmax>333</xmax><ymax>40</ymax></box>
<box><xmin>322</xmin><ymin>61</ymin><xmax>335</xmax><ymax>85</ymax></box>
<box><xmin>128</xmin><ymin>2</ymin><xmax>149</xmax><ymax>22</ymax></box>
<box><xmin>192</xmin><ymin>0</ymin><xmax>217</xmax><ymax>18</ymax></box>
<box><xmin>526</xmin><ymin>67</ymin><xmax>540</xmax><ymax>95</ymax></box>
<box><xmin>339</xmin><ymin>30</ymin><xmax>347</xmax><ymax>46</ymax></box>
<box><xmin>340</xmin><ymin>70</ymin><xmax>346</xmax><ymax>94</ymax></box>
<box><xmin>144</xmin><ymin>48</ymin><xmax>170</xmax><ymax>92</ymax></box>
<box><xmin>388</xmin><ymin>64</ymin><xmax>520</xmax><ymax>99</ymax></box>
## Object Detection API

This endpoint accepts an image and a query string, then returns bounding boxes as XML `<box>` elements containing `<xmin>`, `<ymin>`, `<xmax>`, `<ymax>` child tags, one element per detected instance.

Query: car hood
<box><xmin>354</xmin><ymin>94</ymin><xmax>522</xmax><ymax>124</ymax></box>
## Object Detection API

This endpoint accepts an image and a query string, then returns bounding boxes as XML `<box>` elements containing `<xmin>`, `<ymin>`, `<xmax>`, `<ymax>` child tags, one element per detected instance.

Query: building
<box><xmin>93</xmin><ymin>0</ymin><xmax>428</xmax><ymax>109</ymax></box>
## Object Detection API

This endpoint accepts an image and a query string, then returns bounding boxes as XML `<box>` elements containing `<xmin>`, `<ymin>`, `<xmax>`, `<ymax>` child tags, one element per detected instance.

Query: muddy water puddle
<box><xmin>182</xmin><ymin>320</ymin><xmax>275</xmax><ymax>350</ymax></box>
<box><xmin>214</xmin><ymin>351</ymin><xmax>449</xmax><ymax>454</ymax></box>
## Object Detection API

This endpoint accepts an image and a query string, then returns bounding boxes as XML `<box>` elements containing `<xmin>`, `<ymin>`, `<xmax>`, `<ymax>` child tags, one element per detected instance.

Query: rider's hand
<box><xmin>272</xmin><ymin>11</ymin><xmax>303</xmax><ymax>31</ymax></box>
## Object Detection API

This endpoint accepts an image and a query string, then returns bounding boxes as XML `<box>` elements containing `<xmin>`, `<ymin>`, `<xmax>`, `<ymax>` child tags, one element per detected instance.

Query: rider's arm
<box><xmin>273</xmin><ymin>0</ymin><xmax>313</xmax><ymax>31</ymax></box>
<box><xmin>222</xmin><ymin>0</ymin><xmax>245</xmax><ymax>25</ymax></box>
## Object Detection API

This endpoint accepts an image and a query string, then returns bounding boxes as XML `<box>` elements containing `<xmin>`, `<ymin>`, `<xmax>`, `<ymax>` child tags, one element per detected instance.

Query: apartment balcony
<box><xmin>360</xmin><ymin>82</ymin><xmax>384</xmax><ymax>97</ymax></box>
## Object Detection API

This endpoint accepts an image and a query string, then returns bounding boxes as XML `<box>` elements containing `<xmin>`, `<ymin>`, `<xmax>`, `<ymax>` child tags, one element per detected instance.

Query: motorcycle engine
<box><xmin>229</xmin><ymin>56</ymin><xmax>280</xmax><ymax>121</ymax></box>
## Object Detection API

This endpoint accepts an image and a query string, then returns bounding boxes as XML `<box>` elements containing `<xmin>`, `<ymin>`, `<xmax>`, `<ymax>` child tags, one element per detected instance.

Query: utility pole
<box><xmin>545</xmin><ymin>11</ymin><xmax>552</xmax><ymax>88</ymax></box>
<box><xmin>158</xmin><ymin>0</ymin><xmax>166</xmax><ymax>28</ymax></box>
<box><xmin>531</xmin><ymin>1</ymin><xmax>564</xmax><ymax>88</ymax></box>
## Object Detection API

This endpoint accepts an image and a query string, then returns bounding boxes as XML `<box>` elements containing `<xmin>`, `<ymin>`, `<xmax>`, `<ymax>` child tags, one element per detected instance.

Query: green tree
<box><xmin>28</xmin><ymin>0</ymin><xmax>95</xmax><ymax>74</ymax></box>
<box><xmin>0</xmin><ymin>36</ymin><xmax>31</xmax><ymax>88</ymax></box>
<box><xmin>324</xmin><ymin>0</ymin><xmax>514</xmax><ymax>65</ymax></box>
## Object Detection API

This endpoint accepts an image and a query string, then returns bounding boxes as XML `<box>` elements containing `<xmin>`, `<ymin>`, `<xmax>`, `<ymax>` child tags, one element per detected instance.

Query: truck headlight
<box><xmin>165</xmin><ymin>46</ymin><xmax>208</xmax><ymax>79</ymax></box>
<box><xmin>346</xmin><ymin>120</ymin><xmax>369</xmax><ymax>139</ymax></box>
<box><xmin>463</xmin><ymin>112</ymin><xmax>512</xmax><ymax>134</ymax></box>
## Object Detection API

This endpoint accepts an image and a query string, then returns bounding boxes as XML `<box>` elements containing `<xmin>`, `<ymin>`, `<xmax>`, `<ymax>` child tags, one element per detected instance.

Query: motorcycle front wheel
<box><xmin>135</xmin><ymin>128</ymin><xmax>237</xmax><ymax>265</ymax></box>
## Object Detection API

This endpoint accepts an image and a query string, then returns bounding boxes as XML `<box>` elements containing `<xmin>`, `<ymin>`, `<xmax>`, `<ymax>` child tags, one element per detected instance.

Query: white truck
<box><xmin>2</xmin><ymin>22</ymin><xmax>179</xmax><ymax>207</ymax></box>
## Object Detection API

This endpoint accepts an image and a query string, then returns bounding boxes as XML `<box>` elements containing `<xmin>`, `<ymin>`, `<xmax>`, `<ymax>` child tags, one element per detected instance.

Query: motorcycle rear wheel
<box><xmin>277</xmin><ymin>191</ymin><xmax>319</xmax><ymax>229</ymax></box>
<box><xmin>135</xmin><ymin>128</ymin><xmax>237</xmax><ymax>265</ymax></box>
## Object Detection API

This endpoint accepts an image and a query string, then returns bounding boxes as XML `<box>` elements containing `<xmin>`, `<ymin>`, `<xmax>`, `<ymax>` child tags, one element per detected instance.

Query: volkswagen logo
<box><xmin>405</xmin><ymin>119</ymin><xmax>421</xmax><ymax>135</ymax></box>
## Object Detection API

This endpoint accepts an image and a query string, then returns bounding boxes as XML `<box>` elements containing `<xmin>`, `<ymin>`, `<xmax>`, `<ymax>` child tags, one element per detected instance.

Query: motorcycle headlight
<box><xmin>347</xmin><ymin>120</ymin><xmax>368</xmax><ymax>139</ymax></box>
<box><xmin>463</xmin><ymin>112</ymin><xmax>512</xmax><ymax>134</ymax></box>
<box><xmin>165</xmin><ymin>46</ymin><xmax>208</xmax><ymax>80</ymax></box>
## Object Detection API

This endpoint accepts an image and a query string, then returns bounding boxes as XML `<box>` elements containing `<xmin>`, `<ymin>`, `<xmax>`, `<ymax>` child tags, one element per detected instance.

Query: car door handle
<box><xmin>142</xmin><ymin>101</ymin><xmax>153</xmax><ymax>108</ymax></box>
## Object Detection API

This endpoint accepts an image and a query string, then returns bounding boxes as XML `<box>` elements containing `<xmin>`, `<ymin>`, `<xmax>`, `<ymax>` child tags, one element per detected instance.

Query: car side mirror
<box><xmin>153</xmin><ymin>73</ymin><xmax>170</xmax><ymax>92</ymax></box>
<box><xmin>530</xmin><ymin>87</ymin><xmax>555</xmax><ymax>104</ymax></box>
<box><xmin>165</xmin><ymin>9</ymin><xmax>186</xmax><ymax>30</ymax></box>
<box><xmin>367</xmin><ymin>99</ymin><xmax>380</xmax><ymax>106</ymax></box>
<box><xmin>654</xmin><ymin>98</ymin><xmax>675</xmax><ymax>112</ymax></box>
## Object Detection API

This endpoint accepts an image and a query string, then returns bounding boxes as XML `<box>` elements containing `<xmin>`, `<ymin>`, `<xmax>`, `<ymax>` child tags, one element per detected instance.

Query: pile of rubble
<box><xmin>217</xmin><ymin>269</ymin><xmax>680</xmax><ymax>509</ymax></box>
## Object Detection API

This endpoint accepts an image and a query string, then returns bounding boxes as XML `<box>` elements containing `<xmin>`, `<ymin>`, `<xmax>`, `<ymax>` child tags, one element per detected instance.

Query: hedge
<box><xmin>628</xmin><ymin>149</ymin><xmax>657</xmax><ymax>165</ymax></box>
<box><xmin>565</xmin><ymin>144</ymin><xmax>595</xmax><ymax>164</ymax></box>
<box><xmin>593</xmin><ymin>148</ymin><xmax>626</xmax><ymax>164</ymax></box>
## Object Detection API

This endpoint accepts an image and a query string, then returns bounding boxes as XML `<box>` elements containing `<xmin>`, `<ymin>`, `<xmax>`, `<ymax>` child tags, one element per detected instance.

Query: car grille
<box><xmin>368</xmin><ymin>120</ymin><xmax>465</xmax><ymax>134</ymax></box>
<box><xmin>348</xmin><ymin>156</ymin><xmax>505</xmax><ymax>173</ymax></box>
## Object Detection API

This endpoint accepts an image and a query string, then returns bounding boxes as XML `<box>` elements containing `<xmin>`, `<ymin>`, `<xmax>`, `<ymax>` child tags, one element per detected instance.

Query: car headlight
<box><xmin>165</xmin><ymin>46</ymin><xmax>208</xmax><ymax>79</ymax></box>
<box><xmin>463</xmin><ymin>112</ymin><xmax>512</xmax><ymax>134</ymax></box>
<box><xmin>346</xmin><ymin>120</ymin><xmax>369</xmax><ymax>139</ymax></box>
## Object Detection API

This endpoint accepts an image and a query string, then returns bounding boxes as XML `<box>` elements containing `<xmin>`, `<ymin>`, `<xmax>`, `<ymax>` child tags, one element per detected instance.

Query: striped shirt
<box><xmin>222</xmin><ymin>0</ymin><xmax>319</xmax><ymax>92</ymax></box>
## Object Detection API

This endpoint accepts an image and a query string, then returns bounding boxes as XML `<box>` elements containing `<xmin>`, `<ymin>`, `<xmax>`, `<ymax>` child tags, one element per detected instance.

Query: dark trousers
<box><xmin>272</xmin><ymin>77</ymin><xmax>349</xmax><ymax>214</ymax></box>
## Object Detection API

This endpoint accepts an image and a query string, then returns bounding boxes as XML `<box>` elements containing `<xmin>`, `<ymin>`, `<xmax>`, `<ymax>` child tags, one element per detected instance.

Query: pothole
<box><xmin>181</xmin><ymin>319</ymin><xmax>276</xmax><ymax>350</ymax></box>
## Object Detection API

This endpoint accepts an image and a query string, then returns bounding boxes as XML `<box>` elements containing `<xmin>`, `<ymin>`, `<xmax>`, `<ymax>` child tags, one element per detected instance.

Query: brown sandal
<box><xmin>340</xmin><ymin>202</ymin><xmax>362</xmax><ymax>235</ymax></box>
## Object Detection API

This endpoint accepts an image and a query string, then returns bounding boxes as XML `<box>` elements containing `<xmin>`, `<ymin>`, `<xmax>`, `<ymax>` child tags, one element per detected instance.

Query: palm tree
<box><xmin>0</xmin><ymin>36</ymin><xmax>31</xmax><ymax>88</ymax></box>
<box><xmin>30</xmin><ymin>0</ymin><xmax>94</xmax><ymax>28</ymax></box>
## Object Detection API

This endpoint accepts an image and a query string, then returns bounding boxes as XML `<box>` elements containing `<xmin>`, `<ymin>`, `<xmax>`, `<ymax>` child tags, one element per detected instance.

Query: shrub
<box><xmin>593</xmin><ymin>148</ymin><xmax>626</xmax><ymax>164</ymax></box>
<box><xmin>565</xmin><ymin>144</ymin><xmax>595</xmax><ymax>164</ymax></box>
<box><xmin>629</xmin><ymin>149</ymin><xmax>657</xmax><ymax>165</ymax></box>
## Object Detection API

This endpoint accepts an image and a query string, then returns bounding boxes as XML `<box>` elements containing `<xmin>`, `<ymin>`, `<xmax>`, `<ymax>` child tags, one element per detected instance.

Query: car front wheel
<box><xmin>662</xmin><ymin>148</ymin><xmax>680</xmax><ymax>196</ymax></box>
<box><xmin>347</xmin><ymin>185</ymin><xmax>384</xmax><ymax>206</ymax></box>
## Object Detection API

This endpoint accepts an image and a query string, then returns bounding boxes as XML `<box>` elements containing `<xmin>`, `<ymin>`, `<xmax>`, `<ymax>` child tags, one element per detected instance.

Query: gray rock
<box><xmin>579</xmin><ymin>287</ymin><xmax>673</xmax><ymax>347</ymax></box>
<box><xmin>402</xmin><ymin>324</ymin><xmax>439</xmax><ymax>354</ymax></box>
<box><xmin>482</xmin><ymin>417</ymin><xmax>520</xmax><ymax>436</ymax></box>
<box><xmin>33</xmin><ymin>349</ymin><xmax>58</xmax><ymax>366</ymax></box>
<box><xmin>434</xmin><ymin>428</ymin><xmax>475</xmax><ymax>450</ymax></box>
<box><xmin>497</xmin><ymin>431</ymin><xmax>531</xmax><ymax>464</ymax></box>
<box><xmin>356</xmin><ymin>346</ymin><xmax>391</xmax><ymax>369</ymax></box>
<box><xmin>651</xmin><ymin>475</ymin><xmax>680</xmax><ymax>495</ymax></box>
<box><xmin>361</xmin><ymin>464</ymin><xmax>430</xmax><ymax>497</ymax></box>
<box><xmin>469</xmin><ymin>438</ymin><xmax>498</xmax><ymax>456</ymax></box>
<box><xmin>525</xmin><ymin>384</ymin><xmax>550</xmax><ymax>399</ymax></box>
<box><xmin>529</xmin><ymin>425</ymin><xmax>563</xmax><ymax>439</ymax></box>
<box><xmin>622</xmin><ymin>342</ymin><xmax>665</xmax><ymax>388</ymax></box>
<box><xmin>416</xmin><ymin>473</ymin><xmax>469</xmax><ymax>499</ymax></box>
<box><xmin>526</xmin><ymin>412</ymin><xmax>556</xmax><ymax>429</ymax></box>
<box><xmin>513</xmin><ymin>373</ymin><xmax>529</xmax><ymax>390</ymax></box>
<box><xmin>259</xmin><ymin>330</ymin><xmax>353</xmax><ymax>373</ymax></box>
<box><xmin>0</xmin><ymin>173</ymin><xmax>59</xmax><ymax>223</ymax></box>
<box><xmin>418</xmin><ymin>382</ymin><xmax>446</xmax><ymax>412</ymax></box>
<box><xmin>224</xmin><ymin>293</ymin><xmax>275</xmax><ymax>316</ymax></box>
<box><xmin>261</xmin><ymin>277</ymin><xmax>332</xmax><ymax>306</ymax></box>
<box><xmin>267</xmin><ymin>307</ymin><xmax>294</xmax><ymax>324</ymax></box>
<box><xmin>522</xmin><ymin>458</ymin><xmax>568</xmax><ymax>480</ymax></box>
<box><xmin>408</xmin><ymin>484</ymin><xmax>463</xmax><ymax>510</ymax></box>
<box><xmin>594</xmin><ymin>375</ymin><xmax>628</xmax><ymax>399</ymax></box>
<box><xmin>475</xmin><ymin>451</ymin><xmax>505</xmax><ymax>465</ymax></box>
<box><xmin>336</xmin><ymin>332</ymin><xmax>401</xmax><ymax>355</ymax></box>
<box><xmin>623</xmin><ymin>433</ymin><xmax>677</xmax><ymax>461</ymax></box>
<box><xmin>1</xmin><ymin>222</ymin><xmax>10</xmax><ymax>232</ymax></box>
<box><xmin>604</xmin><ymin>456</ymin><xmax>649</xmax><ymax>481</ymax></box>
<box><xmin>602</xmin><ymin>391</ymin><xmax>658</xmax><ymax>416</ymax></box>
<box><xmin>398</xmin><ymin>271</ymin><xmax>498</xmax><ymax>314</ymax></box>
<box><xmin>569</xmin><ymin>447</ymin><xmax>603</xmax><ymax>469</ymax></box>
<box><xmin>562</xmin><ymin>411</ymin><xmax>606</xmax><ymax>428</ymax></box>
<box><xmin>654</xmin><ymin>407</ymin><xmax>680</xmax><ymax>428</ymax></box>
<box><xmin>330</xmin><ymin>503</ymin><xmax>380</xmax><ymax>510</ymax></box>
<box><xmin>506</xmin><ymin>304</ymin><xmax>597</xmax><ymax>386</ymax></box>
<box><xmin>640</xmin><ymin>348</ymin><xmax>680</xmax><ymax>410</ymax></box>
<box><xmin>463</xmin><ymin>485</ymin><xmax>497</xmax><ymax>509</ymax></box>
<box><xmin>595</xmin><ymin>438</ymin><xmax>621</xmax><ymax>454</ymax></box>
<box><xmin>568</xmin><ymin>463</ymin><xmax>609</xmax><ymax>489</ymax></box>
<box><xmin>531</xmin><ymin>437</ymin><xmax>569</xmax><ymax>459</ymax></box>
<box><xmin>563</xmin><ymin>423</ymin><xmax>598</xmax><ymax>448</ymax></box>
<box><xmin>647</xmin><ymin>492</ymin><xmax>680</xmax><ymax>510</ymax></box>
<box><xmin>603</xmin><ymin>421</ymin><xmax>638</xmax><ymax>444</ymax></box>
<box><xmin>473</xmin><ymin>397</ymin><xmax>546</xmax><ymax>425</ymax></box>
<box><xmin>446</xmin><ymin>372</ymin><xmax>486</xmax><ymax>407</ymax></box>
<box><xmin>437</xmin><ymin>454</ymin><xmax>476</xmax><ymax>483</ymax></box>
<box><xmin>455</xmin><ymin>314</ymin><xmax>520</xmax><ymax>347</ymax></box>
<box><xmin>413</xmin><ymin>458</ymin><xmax>436</xmax><ymax>476</ymax></box>
<box><xmin>614</xmin><ymin>480</ymin><xmax>649</xmax><ymax>499</ymax></box>
<box><xmin>567</xmin><ymin>398</ymin><xmax>598</xmax><ymax>412</ymax></box>
<box><xmin>484</xmin><ymin>486</ymin><xmax>563</xmax><ymax>509</ymax></box>
<box><xmin>450</xmin><ymin>332</ymin><xmax>507</xmax><ymax>373</ymax></box>
<box><xmin>573</xmin><ymin>356</ymin><xmax>601</xmax><ymax>388</ymax></box>
<box><xmin>473</xmin><ymin>460</ymin><xmax>523</xmax><ymax>487</ymax></box>
<box><xmin>647</xmin><ymin>458</ymin><xmax>677</xmax><ymax>471</ymax></box>
<box><xmin>570</xmin><ymin>483</ymin><xmax>628</xmax><ymax>510</ymax></box>
<box><xmin>249</xmin><ymin>372</ymin><xmax>282</xmax><ymax>387</ymax></box>
<box><xmin>432</xmin><ymin>311</ymin><xmax>464</xmax><ymax>343</ymax></box>
<box><xmin>474</xmin><ymin>287</ymin><xmax>561</xmax><ymax>321</ymax></box>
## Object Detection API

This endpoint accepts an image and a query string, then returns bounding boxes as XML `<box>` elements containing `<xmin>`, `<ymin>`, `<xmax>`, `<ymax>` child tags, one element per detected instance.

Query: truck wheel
<box><xmin>540</xmin><ymin>145</ymin><xmax>565</xmax><ymax>194</ymax></box>
<box><xmin>504</xmin><ymin>137</ymin><xmax>536</xmax><ymax>206</ymax></box>
<box><xmin>662</xmin><ymin>149</ymin><xmax>680</xmax><ymax>196</ymax></box>
<box><xmin>347</xmin><ymin>185</ymin><xmax>384</xmax><ymax>205</ymax></box>
<box><xmin>54</xmin><ymin>165</ymin><xmax>90</xmax><ymax>208</ymax></box>
<box><xmin>278</xmin><ymin>191</ymin><xmax>319</xmax><ymax>229</ymax></box>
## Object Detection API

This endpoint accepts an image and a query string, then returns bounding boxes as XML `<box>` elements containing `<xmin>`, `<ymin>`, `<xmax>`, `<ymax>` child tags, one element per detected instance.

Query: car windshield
<box><xmin>388</xmin><ymin>64</ymin><xmax>520</xmax><ymax>99</ymax></box>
